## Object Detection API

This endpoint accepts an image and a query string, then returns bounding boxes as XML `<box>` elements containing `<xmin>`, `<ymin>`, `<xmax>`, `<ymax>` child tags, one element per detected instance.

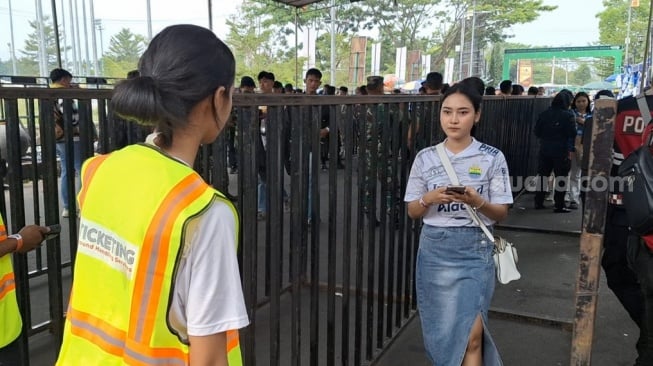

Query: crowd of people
<box><xmin>2</xmin><ymin>23</ymin><xmax>653</xmax><ymax>366</ymax></box>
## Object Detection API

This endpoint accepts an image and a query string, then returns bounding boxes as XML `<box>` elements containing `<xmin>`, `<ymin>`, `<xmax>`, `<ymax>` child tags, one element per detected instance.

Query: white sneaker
<box><xmin>62</xmin><ymin>208</ymin><xmax>69</xmax><ymax>218</ymax></box>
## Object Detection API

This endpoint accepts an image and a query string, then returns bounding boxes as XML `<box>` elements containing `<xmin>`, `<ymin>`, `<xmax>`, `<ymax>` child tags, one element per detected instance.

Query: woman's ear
<box><xmin>212</xmin><ymin>86</ymin><xmax>232</xmax><ymax>127</ymax></box>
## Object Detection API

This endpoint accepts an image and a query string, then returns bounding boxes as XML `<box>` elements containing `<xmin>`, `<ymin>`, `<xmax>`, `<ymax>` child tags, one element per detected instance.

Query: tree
<box><xmin>226</xmin><ymin>0</ymin><xmax>556</xmax><ymax>87</ymax></box>
<box><xmin>106</xmin><ymin>28</ymin><xmax>146</xmax><ymax>64</ymax></box>
<box><xmin>102</xmin><ymin>28</ymin><xmax>147</xmax><ymax>77</ymax></box>
<box><xmin>20</xmin><ymin>16</ymin><xmax>69</xmax><ymax>75</ymax></box>
<box><xmin>571</xmin><ymin>63</ymin><xmax>593</xmax><ymax>86</ymax></box>
<box><xmin>225</xmin><ymin>4</ymin><xmax>305</xmax><ymax>85</ymax></box>
<box><xmin>424</xmin><ymin>0</ymin><xmax>556</xmax><ymax>75</ymax></box>
<box><xmin>596</xmin><ymin>0</ymin><xmax>649</xmax><ymax>76</ymax></box>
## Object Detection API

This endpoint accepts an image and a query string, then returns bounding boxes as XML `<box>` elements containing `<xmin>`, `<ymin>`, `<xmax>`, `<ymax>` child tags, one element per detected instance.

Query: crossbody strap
<box><xmin>636</xmin><ymin>94</ymin><xmax>651</xmax><ymax>125</ymax></box>
<box><xmin>435</xmin><ymin>143</ymin><xmax>495</xmax><ymax>242</ymax></box>
<box><xmin>636</xmin><ymin>94</ymin><xmax>653</xmax><ymax>146</ymax></box>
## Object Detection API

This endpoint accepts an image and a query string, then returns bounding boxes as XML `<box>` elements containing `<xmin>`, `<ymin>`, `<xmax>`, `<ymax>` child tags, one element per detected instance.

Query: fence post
<box><xmin>570</xmin><ymin>97</ymin><xmax>617</xmax><ymax>365</ymax></box>
<box><xmin>4</xmin><ymin>98</ymin><xmax>31</xmax><ymax>366</ymax></box>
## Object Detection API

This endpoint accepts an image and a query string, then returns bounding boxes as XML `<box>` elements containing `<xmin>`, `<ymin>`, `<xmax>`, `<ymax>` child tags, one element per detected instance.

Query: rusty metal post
<box><xmin>570</xmin><ymin>98</ymin><xmax>617</xmax><ymax>364</ymax></box>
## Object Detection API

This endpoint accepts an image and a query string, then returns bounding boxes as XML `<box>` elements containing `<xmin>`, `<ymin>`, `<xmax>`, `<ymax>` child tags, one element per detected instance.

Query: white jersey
<box><xmin>404</xmin><ymin>138</ymin><xmax>513</xmax><ymax>227</ymax></box>
<box><xmin>167</xmin><ymin>198</ymin><xmax>250</xmax><ymax>342</ymax></box>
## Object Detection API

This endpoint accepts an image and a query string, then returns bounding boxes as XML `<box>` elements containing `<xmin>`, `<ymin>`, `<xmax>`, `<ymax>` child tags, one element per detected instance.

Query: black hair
<box><xmin>499</xmin><ymin>80</ymin><xmax>512</xmax><ymax>94</ymax></box>
<box><xmin>460</xmin><ymin>77</ymin><xmax>485</xmax><ymax>96</ymax></box>
<box><xmin>441</xmin><ymin>83</ymin><xmax>482</xmax><ymax>112</ymax></box>
<box><xmin>339</xmin><ymin>86</ymin><xmax>348</xmax><ymax>93</ymax></box>
<box><xmin>258</xmin><ymin>71</ymin><xmax>274</xmax><ymax>81</ymax></box>
<box><xmin>358</xmin><ymin>85</ymin><xmax>368</xmax><ymax>95</ymax></box>
<box><xmin>594</xmin><ymin>89</ymin><xmax>615</xmax><ymax>100</ymax></box>
<box><xmin>284</xmin><ymin>83</ymin><xmax>293</xmax><ymax>90</ymax></box>
<box><xmin>50</xmin><ymin>68</ymin><xmax>73</xmax><ymax>82</ymax></box>
<box><xmin>511</xmin><ymin>84</ymin><xmax>524</xmax><ymax>95</ymax></box>
<box><xmin>273</xmin><ymin>81</ymin><xmax>283</xmax><ymax>89</ymax></box>
<box><xmin>527</xmin><ymin>86</ymin><xmax>538</xmax><ymax>95</ymax></box>
<box><xmin>441</xmin><ymin>83</ymin><xmax>450</xmax><ymax>94</ymax></box>
<box><xmin>325</xmin><ymin>85</ymin><xmax>336</xmax><ymax>95</ymax></box>
<box><xmin>126</xmin><ymin>70</ymin><xmax>140</xmax><ymax>79</ymax></box>
<box><xmin>484</xmin><ymin>86</ymin><xmax>496</xmax><ymax>95</ymax></box>
<box><xmin>552</xmin><ymin>89</ymin><xmax>573</xmax><ymax>108</ymax></box>
<box><xmin>305</xmin><ymin>68</ymin><xmax>322</xmax><ymax>79</ymax></box>
<box><xmin>110</xmin><ymin>24</ymin><xmax>235</xmax><ymax>149</ymax></box>
<box><xmin>572</xmin><ymin>91</ymin><xmax>591</xmax><ymax>113</ymax></box>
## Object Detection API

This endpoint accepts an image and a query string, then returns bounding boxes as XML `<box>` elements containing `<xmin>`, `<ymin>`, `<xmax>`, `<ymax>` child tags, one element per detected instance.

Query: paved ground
<box><xmin>375</xmin><ymin>193</ymin><xmax>640</xmax><ymax>366</ymax></box>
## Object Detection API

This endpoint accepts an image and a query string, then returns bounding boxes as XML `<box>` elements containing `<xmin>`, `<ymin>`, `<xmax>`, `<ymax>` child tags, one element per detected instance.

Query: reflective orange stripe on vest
<box><xmin>0</xmin><ymin>223</ymin><xmax>7</xmax><ymax>238</ymax></box>
<box><xmin>69</xmin><ymin>307</ymin><xmax>187</xmax><ymax>365</ymax></box>
<box><xmin>226</xmin><ymin>329</ymin><xmax>239</xmax><ymax>352</ymax></box>
<box><xmin>129</xmin><ymin>174</ymin><xmax>207</xmax><ymax>342</ymax></box>
<box><xmin>77</xmin><ymin>154</ymin><xmax>109</xmax><ymax>208</ymax></box>
<box><xmin>68</xmin><ymin>173</ymin><xmax>208</xmax><ymax>364</ymax></box>
<box><xmin>0</xmin><ymin>272</ymin><xmax>16</xmax><ymax>301</ymax></box>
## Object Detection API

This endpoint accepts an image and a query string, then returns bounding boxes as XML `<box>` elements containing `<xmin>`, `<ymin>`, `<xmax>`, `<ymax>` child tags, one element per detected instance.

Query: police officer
<box><xmin>0</xmin><ymin>218</ymin><xmax>49</xmax><ymax>366</ymax></box>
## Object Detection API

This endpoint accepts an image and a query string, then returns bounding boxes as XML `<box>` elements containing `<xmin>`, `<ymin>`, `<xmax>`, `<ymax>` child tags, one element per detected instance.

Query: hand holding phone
<box><xmin>44</xmin><ymin>224</ymin><xmax>61</xmax><ymax>241</ymax></box>
<box><xmin>445</xmin><ymin>185</ymin><xmax>466</xmax><ymax>194</ymax></box>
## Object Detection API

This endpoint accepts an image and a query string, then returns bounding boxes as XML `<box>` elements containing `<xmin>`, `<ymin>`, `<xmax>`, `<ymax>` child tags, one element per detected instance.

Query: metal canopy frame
<box><xmin>270</xmin><ymin>0</ymin><xmax>326</xmax><ymax>7</ymax></box>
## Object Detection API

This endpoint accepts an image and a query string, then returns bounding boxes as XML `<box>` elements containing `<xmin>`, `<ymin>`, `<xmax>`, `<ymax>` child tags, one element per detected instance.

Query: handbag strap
<box><xmin>435</xmin><ymin>143</ymin><xmax>495</xmax><ymax>242</ymax></box>
<box><xmin>635</xmin><ymin>94</ymin><xmax>653</xmax><ymax>147</ymax></box>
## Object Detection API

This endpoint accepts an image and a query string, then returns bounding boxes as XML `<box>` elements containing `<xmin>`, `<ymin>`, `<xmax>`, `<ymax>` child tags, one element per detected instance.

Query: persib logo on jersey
<box><xmin>469</xmin><ymin>165</ymin><xmax>481</xmax><ymax>178</ymax></box>
<box><xmin>78</xmin><ymin>218</ymin><xmax>138</xmax><ymax>279</ymax></box>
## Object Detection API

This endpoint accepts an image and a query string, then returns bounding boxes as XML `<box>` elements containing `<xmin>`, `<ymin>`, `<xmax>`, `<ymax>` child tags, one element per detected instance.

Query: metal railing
<box><xmin>0</xmin><ymin>87</ymin><xmax>550</xmax><ymax>365</ymax></box>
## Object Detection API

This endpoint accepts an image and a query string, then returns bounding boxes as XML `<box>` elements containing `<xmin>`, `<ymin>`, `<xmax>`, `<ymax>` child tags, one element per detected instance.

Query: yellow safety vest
<box><xmin>0</xmin><ymin>217</ymin><xmax>21</xmax><ymax>348</ymax></box>
<box><xmin>57</xmin><ymin>144</ymin><xmax>242</xmax><ymax>365</ymax></box>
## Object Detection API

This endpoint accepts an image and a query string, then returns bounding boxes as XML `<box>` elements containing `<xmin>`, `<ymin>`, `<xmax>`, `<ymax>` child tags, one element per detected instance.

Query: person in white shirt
<box><xmin>405</xmin><ymin>84</ymin><xmax>513</xmax><ymax>366</ymax></box>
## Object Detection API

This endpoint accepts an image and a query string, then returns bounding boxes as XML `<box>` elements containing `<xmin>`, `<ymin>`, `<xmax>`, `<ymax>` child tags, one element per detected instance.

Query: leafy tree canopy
<box><xmin>228</xmin><ymin>0</ymin><xmax>556</xmax><ymax>86</ymax></box>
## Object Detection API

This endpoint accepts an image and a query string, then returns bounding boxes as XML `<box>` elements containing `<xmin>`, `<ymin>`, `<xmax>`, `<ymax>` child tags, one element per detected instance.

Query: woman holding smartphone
<box><xmin>404</xmin><ymin>84</ymin><xmax>513</xmax><ymax>365</ymax></box>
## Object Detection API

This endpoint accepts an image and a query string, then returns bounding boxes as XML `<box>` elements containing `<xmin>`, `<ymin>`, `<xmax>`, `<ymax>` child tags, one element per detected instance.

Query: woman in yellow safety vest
<box><xmin>57</xmin><ymin>24</ymin><xmax>249</xmax><ymax>366</ymax></box>
<box><xmin>0</xmin><ymin>217</ymin><xmax>49</xmax><ymax>365</ymax></box>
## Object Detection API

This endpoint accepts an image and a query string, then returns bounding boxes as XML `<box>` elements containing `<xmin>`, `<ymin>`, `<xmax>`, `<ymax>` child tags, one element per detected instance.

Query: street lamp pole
<box><xmin>459</xmin><ymin>16</ymin><xmax>466</xmax><ymax>80</ymax></box>
<box><xmin>626</xmin><ymin>4</ymin><xmax>632</xmax><ymax>65</ymax></box>
<box><xmin>146</xmin><ymin>0</ymin><xmax>153</xmax><ymax>41</ymax></box>
<box><xmin>330</xmin><ymin>0</ymin><xmax>336</xmax><ymax>85</ymax></box>
<box><xmin>89</xmin><ymin>0</ymin><xmax>99</xmax><ymax>76</ymax></box>
<box><xmin>8</xmin><ymin>0</ymin><xmax>17</xmax><ymax>75</ymax></box>
<box><xmin>469</xmin><ymin>0</ymin><xmax>476</xmax><ymax>77</ymax></box>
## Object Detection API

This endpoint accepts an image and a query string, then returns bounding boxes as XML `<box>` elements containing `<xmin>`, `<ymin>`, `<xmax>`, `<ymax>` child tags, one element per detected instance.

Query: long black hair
<box><xmin>111</xmin><ymin>24</ymin><xmax>235</xmax><ymax>148</ymax></box>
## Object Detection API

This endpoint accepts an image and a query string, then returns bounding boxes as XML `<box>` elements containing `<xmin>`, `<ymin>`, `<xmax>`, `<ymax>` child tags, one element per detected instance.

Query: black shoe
<box><xmin>337</xmin><ymin>162</ymin><xmax>345</xmax><ymax>169</ymax></box>
<box><xmin>535</xmin><ymin>204</ymin><xmax>546</xmax><ymax>210</ymax></box>
<box><xmin>230</xmin><ymin>167</ymin><xmax>238</xmax><ymax>174</ymax></box>
<box><xmin>554</xmin><ymin>207</ymin><xmax>571</xmax><ymax>213</ymax></box>
<box><xmin>568</xmin><ymin>202</ymin><xmax>579</xmax><ymax>210</ymax></box>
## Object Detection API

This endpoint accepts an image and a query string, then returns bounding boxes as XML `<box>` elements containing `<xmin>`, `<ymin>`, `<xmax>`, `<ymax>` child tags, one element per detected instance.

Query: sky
<box><xmin>0</xmin><ymin>0</ymin><xmax>605</xmax><ymax>70</ymax></box>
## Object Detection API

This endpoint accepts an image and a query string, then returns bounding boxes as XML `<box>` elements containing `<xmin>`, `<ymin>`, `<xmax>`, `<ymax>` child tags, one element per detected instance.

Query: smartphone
<box><xmin>445</xmin><ymin>185</ymin><xmax>466</xmax><ymax>194</ymax></box>
<box><xmin>44</xmin><ymin>224</ymin><xmax>61</xmax><ymax>240</ymax></box>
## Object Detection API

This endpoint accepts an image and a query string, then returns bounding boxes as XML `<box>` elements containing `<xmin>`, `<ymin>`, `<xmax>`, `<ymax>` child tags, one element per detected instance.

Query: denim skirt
<box><xmin>416</xmin><ymin>225</ymin><xmax>502</xmax><ymax>366</ymax></box>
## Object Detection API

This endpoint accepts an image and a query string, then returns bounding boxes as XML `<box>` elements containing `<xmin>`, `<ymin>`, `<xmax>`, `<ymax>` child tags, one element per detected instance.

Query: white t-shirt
<box><xmin>404</xmin><ymin>139</ymin><xmax>513</xmax><ymax>227</ymax></box>
<box><xmin>168</xmin><ymin>200</ymin><xmax>249</xmax><ymax>342</ymax></box>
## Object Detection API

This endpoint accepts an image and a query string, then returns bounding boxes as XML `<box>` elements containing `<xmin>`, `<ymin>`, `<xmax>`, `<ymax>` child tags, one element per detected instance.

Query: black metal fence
<box><xmin>0</xmin><ymin>88</ymin><xmax>550</xmax><ymax>365</ymax></box>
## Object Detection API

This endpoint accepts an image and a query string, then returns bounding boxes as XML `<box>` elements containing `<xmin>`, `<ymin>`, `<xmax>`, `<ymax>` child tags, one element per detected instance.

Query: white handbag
<box><xmin>435</xmin><ymin>143</ymin><xmax>521</xmax><ymax>284</ymax></box>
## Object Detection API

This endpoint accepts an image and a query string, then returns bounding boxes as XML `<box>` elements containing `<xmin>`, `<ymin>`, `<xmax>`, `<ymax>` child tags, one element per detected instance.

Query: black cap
<box><xmin>367</xmin><ymin>75</ymin><xmax>384</xmax><ymax>89</ymax></box>
<box><xmin>240</xmin><ymin>76</ymin><xmax>256</xmax><ymax>88</ymax></box>
<box><xmin>423</xmin><ymin>72</ymin><xmax>443</xmax><ymax>90</ymax></box>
